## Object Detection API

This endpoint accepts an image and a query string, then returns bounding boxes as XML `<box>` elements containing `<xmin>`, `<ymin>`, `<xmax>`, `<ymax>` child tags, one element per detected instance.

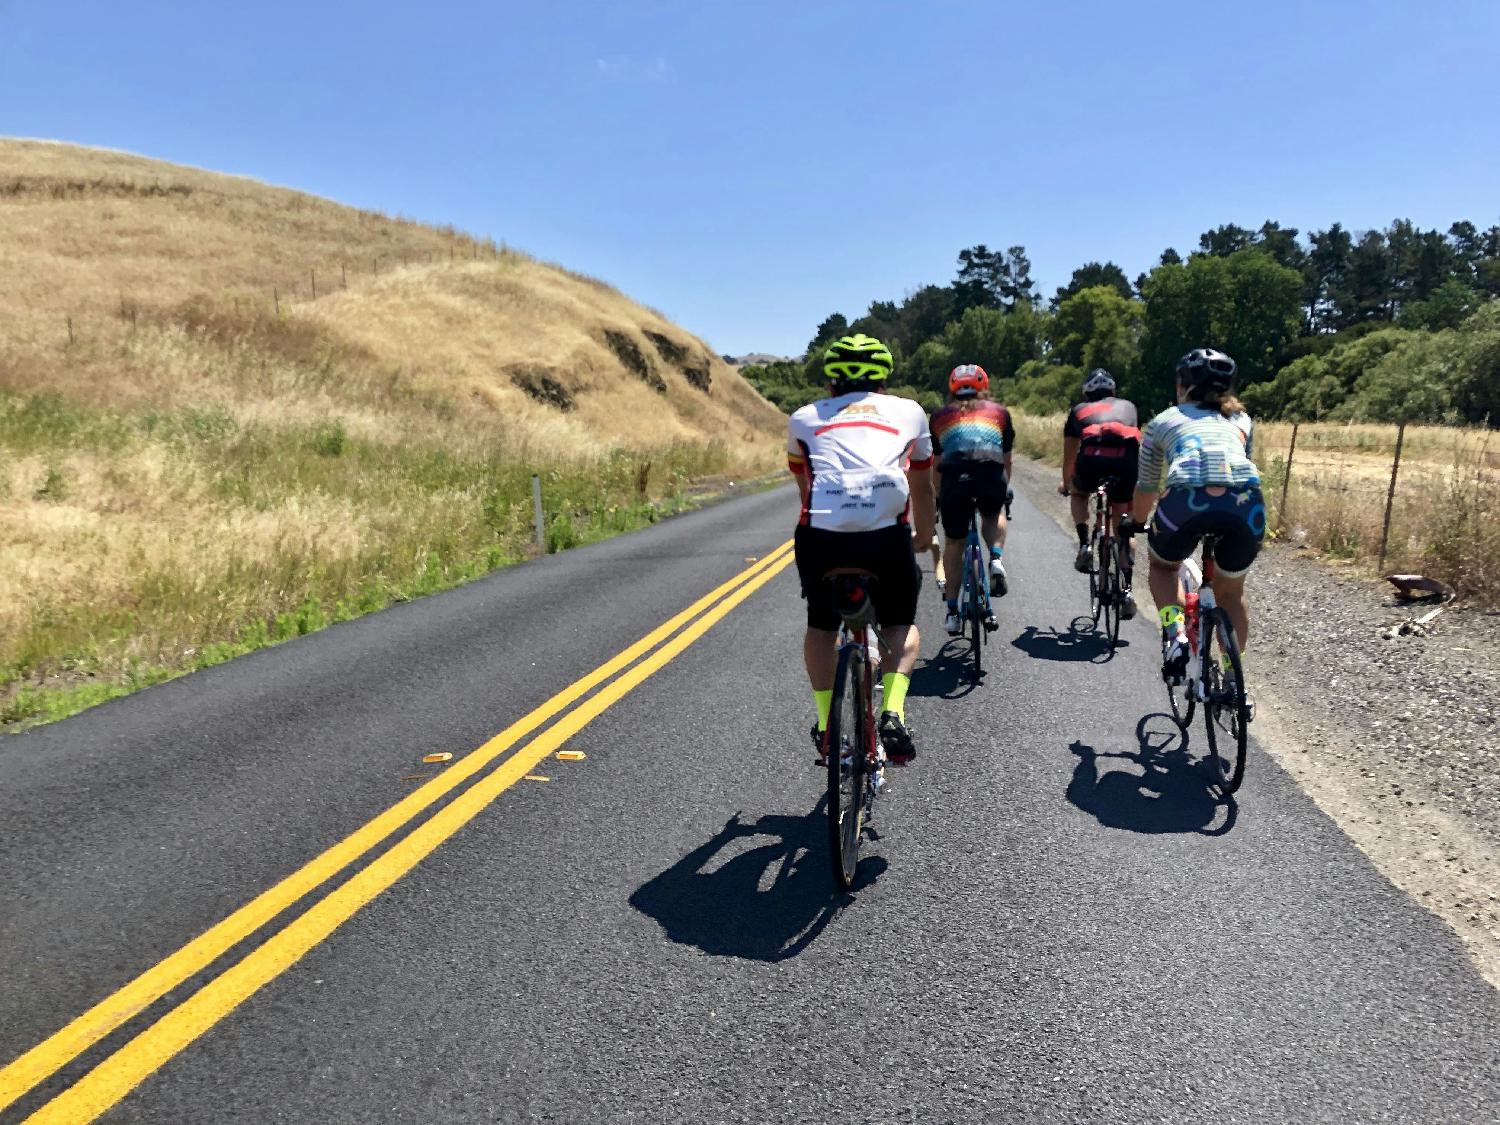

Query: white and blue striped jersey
<box><xmin>1137</xmin><ymin>404</ymin><xmax>1259</xmax><ymax>493</ymax></box>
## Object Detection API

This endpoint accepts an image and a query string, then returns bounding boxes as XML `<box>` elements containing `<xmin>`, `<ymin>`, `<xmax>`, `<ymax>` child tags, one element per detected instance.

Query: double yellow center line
<box><xmin>1</xmin><ymin>540</ymin><xmax>796</xmax><ymax>1123</ymax></box>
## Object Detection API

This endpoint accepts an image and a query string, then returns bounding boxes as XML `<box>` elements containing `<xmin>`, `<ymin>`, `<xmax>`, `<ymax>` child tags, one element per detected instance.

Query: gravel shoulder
<box><xmin>1009</xmin><ymin>454</ymin><xmax>1500</xmax><ymax>989</ymax></box>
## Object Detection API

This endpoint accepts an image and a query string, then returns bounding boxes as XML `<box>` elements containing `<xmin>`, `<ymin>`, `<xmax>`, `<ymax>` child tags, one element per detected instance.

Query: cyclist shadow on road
<box><xmin>1065</xmin><ymin>714</ymin><xmax>1236</xmax><ymax>836</ymax></box>
<box><xmin>629</xmin><ymin>801</ymin><xmax>886</xmax><ymax>962</ymax></box>
<box><xmin>911</xmin><ymin>637</ymin><xmax>982</xmax><ymax>699</ymax></box>
<box><xmin>1011</xmin><ymin>618</ymin><xmax>1124</xmax><ymax>664</ymax></box>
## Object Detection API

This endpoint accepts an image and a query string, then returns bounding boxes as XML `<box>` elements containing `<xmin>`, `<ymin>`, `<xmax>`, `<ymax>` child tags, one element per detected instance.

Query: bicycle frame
<box><xmin>834</xmin><ymin>609</ymin><xmax>886</xmax><ymax>793</ymax></box>
<box><xmin>1182</xmin><ymin>545</ymin><xmax>1218</xmax><ymax>699</ymax></box>
<box><xmin>957</xmin><ymin>513</ymin><xmax>991</xmax><ymax>622</ymax></box>
<box><xmin>1091</xmin><ymin>484</ymin><xmax>1132</xmax><ymax>578</ymax></box>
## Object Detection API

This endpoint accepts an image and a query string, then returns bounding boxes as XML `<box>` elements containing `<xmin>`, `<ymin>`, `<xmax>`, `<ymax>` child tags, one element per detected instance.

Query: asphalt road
<box><xmin>2</xmin><ymin>479</ymin><xmax>1498</xmax><ymax>1124</ymax></box>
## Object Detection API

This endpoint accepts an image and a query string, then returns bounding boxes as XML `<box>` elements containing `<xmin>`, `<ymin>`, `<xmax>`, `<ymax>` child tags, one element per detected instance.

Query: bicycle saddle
<box><xmin>822</xmin><ymin>569</ymin><xmax>878</xmax><ymax>630</ymax></box>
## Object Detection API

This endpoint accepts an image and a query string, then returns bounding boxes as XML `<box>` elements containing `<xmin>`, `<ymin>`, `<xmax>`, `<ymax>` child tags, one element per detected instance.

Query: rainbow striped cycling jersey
<box><xmin>1137</xmin><ymin>403</ymin><xmax>1260</xmax><ymax>493</ymax></box>
<box><xmin>929</xmin><ymin>399</ymin><xmax>1014</xmax><ymax>467</ymax></box>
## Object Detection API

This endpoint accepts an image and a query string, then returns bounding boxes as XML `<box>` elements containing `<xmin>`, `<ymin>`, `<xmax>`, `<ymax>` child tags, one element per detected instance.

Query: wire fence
<box><xmin>1257</xmin><ymin>419</ymin><xmax>1499</xmax><ymax>575</ymax></box>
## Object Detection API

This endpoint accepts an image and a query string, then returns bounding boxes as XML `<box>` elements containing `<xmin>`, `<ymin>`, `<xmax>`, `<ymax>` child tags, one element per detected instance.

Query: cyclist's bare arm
<box><xmin>1060</xmin><ymin>435</ymin><xmax>1080</xmax><ymax>494</ymax></box>
<box><xmin>793</xmin><ymin>470</ymin><xmax>810</xmax><ymax>508</ymax></box>
<box><xmin>906</xmin><ymin>465</ymin><xmax>935</xmax><ymax>546</ymax></box>
<box><xmin>1129</xmin><ymin>487</ymin><xmax>1157</xmax><ymax>526</ymax></box>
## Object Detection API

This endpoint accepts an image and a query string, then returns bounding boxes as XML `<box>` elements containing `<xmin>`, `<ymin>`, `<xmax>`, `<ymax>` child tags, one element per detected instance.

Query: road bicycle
<box><xmin>1085</xmin><ymin>480</ymin><xmax>1131</xmax><ymax>654</ymax></box>
<box><xmin>954</xmin><ymin>510</ymin><xmax>997</xmax><ymax>683</ymax></box>
<box><xmin>1163</xmin><ymin>535</ymin><xmax>1250</xmax><ymax>795</ymax></box>
<box><xmin>820</xmin><ymin>569</ymin><xmax>888</xmax><ymax>890</ymax></box>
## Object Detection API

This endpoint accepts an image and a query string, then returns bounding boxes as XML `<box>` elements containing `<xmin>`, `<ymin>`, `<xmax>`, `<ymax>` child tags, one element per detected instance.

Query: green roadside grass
<box><xmin>2</xmin><ymin>390</ymin><xmax>779</xmax><ymax>732</ymax></box>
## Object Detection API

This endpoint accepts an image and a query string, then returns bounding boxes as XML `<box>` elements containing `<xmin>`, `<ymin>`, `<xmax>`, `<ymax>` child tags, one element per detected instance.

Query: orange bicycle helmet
<box><xmin>948</xmin><ymin>363</ymin><xmax>989</xmax><ymax>398</ymax></box>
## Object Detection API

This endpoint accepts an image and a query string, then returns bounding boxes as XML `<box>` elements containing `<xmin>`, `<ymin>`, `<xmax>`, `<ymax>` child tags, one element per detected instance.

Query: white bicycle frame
<box><xmin>1180</xmin><ymin>556</ymin><xmax>1216</xmax><ymax>702</ymax></box>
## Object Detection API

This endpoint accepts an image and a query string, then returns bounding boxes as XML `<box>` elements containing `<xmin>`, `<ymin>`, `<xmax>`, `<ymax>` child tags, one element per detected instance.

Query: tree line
<box><xmin>742</xmin><ymin>218</ymin><xmax>1500</xmax><ymax>424</ymax></box>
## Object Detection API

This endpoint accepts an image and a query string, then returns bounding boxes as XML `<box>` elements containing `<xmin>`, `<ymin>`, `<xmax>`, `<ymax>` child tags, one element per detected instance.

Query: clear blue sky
<box><xmin>4</xmin><ymin>0</ymin><xmax>1497</xmax><ymax>356</ymax></box>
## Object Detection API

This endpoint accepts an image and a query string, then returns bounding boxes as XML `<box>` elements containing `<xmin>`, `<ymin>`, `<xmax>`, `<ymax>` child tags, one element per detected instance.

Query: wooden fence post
<box><xmin>1377</xmin><ymin>421</ymin><xmax>1407</xmax><ymax>572</ymax></box>
<box><xmin>310</xmin><ymin>269</ymin><xmax>317</xmax><ymax>300</ymax></box>
<box><xmin>532</xmin><ymin>474</ymin><xmax>546</xmax><ymax>552</ymax></box>
<box><xmin>1277</xmin><ymin>421</ymin><xmax>1299</xmax><ymax>532</ymax></box>
<box><xmin>273</xmin><ymin>287</ymin><xmax>280</xmax><ymax>317</ymax></box>
<box><xmin>341</xmin><ymin>263</ymin><xmax>347</xmax><ymax>289</ymax></box>
<box><xmin>66</xmin><ymin>316</ymin><xmax>74</xmax><ymax>346</ymax></box>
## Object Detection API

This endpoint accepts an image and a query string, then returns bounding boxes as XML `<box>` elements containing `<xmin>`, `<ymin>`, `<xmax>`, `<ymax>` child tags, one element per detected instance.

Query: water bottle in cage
<box><xmin>1179</xmin><ymin>557</ymin><xmax>1202</xmax><ymax>597</ymax></box>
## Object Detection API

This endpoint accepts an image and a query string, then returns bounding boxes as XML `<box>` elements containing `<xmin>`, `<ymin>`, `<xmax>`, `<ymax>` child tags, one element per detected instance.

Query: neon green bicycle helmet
<box><xmin>822</xmin><ymin>333</ymin><xmax>893</xmax><ymax>384</ymax></box>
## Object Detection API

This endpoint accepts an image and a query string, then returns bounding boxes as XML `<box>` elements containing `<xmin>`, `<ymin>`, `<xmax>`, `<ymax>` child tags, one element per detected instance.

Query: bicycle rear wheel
<box><xmin>1087</xmin><ymin>527</ymin><xmax>1103</xmax><ymax>626</ymax></box>
<box><xmin>1201</xmin><ymin>607</ymin><xmax>1248</xmax><ymax>794</ymax></box>
<box><xmin>969</xmin><ymin>551</ymin><xmax>984</xmax><ymax>682</ymax></box>
<box><xmin>1100</xmin><ymin>535</ymin><xmax>1120</xmax><ymax>652</ymax></box>
<box><xmin>827</xmin><ymin>642</ymin><xmax>870</xmax><ymax>889</ymax></box>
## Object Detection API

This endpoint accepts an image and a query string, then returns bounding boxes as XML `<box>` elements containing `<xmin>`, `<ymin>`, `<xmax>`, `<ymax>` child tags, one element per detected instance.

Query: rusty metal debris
<box><xmin>1386</xmin><ymin>573</ymin><xmax>1455</xmax><ymax>603</ymax></box>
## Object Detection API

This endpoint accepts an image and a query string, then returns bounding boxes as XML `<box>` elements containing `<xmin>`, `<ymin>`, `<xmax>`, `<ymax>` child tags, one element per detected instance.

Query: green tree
<box><xmin>1054</xmin><ymin>261</ymin><xmax>1133</xmax><ymax>305</ymax></box>
<box><xmin>910</xmin><ymin>304</ymin><xmax>1048</xmax><ymax>397</ymax></box>
<box><xmin>954</xmin><ymin>244</ymin><xmax>1003</xmax><ymax>310</ymax></box>
<box><xmin>1253</xmin><ymin>221</ymin><xmax>1306</xmax><ymax>272</ymax></box>
<box><xmin>1005</xmin><ymin>360</ymin><xmax>1082</xmax><ymax>414</ymax></box>
<box><xmin>1305</xmin><ymin>223</ymin><xmax>1353</xmax><ymax>332</ymax></box>
<box><xmin>1197</xmin><ymin>224</ymin><xmax>1256</xmax><ymax>257</ymax></box>
<box><xmin>998</xmin><ymin>245</ymin><xmax>1036</xmax><ymax>308</ymax></box>
<box><xmin>1050</xmin><ymin>285</ymin><xmax>1143</xmax><ymax>375</ymax></box>
<box><xmin>1136</xmin><ymin>250</ymin><xmax>1304</xmax><ymax>404</ymax></box>
<box><xmin>1395</xmin><ymin>279</ymin><xmax>1484</xmax><ymax>331</ymax></box>
<box><xmin>806</xmin><ymin>313</ymin><xmax>848</xmax><ymax>358</ymax></box>
<box><xmin>897</xmin><ymin>285</ymin><xmax>956</xmax><ymax>353</ymax></box>
<box><xmin>1332</xmin><ymin>230</ymin><xmax>1393</xmax><ymax>326</ymax></box>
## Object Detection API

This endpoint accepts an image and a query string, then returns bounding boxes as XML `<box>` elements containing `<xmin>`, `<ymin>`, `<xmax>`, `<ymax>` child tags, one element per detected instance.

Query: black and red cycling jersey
<box><xmin>1063</xmin><ymin>396</ymin><xmax>1141</xmax><ymax>458</ymax></box>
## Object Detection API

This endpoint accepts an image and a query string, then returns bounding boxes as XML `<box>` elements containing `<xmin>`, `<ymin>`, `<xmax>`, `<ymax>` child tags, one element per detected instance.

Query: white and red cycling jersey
<box><xmin>787</xmin><ymin>391</ymin><xmax>933</xmax><ymax>532</ymax></box>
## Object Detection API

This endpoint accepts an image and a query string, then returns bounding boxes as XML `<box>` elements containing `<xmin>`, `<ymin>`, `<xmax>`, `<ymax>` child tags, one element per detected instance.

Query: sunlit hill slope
<box><xmin>0</xmin><ymin>139</ymin><xmax>783</xmax><ymax>723</ymax></box>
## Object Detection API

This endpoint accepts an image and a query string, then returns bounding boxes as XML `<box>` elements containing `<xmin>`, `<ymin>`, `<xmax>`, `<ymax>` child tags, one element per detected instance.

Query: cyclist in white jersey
<box><xmin>787</xmin><ymin>334</ymin><xmax>935</xmax><ymax>764</ymax></box>
<box><xmin>1125</xmin><ymin>348</ymin><xmax>1265</xmax><ymax>703</ymax></box>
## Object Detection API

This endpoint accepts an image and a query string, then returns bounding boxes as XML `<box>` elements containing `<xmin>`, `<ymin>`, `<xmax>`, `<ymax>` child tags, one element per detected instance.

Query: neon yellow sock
<box><xmin>882</xmin><ymin>672</ymin><xmax>910</xmax><ymax>720</ymax></box>
<box><xmin>814</xmin><ymin>689</ymin><xmax>832</xmax><ymax>731</ymax></box>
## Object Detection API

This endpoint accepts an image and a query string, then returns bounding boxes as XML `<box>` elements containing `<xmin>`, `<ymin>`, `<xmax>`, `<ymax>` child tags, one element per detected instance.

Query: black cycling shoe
<box><xmin>878</xmin><ymin>711</ymin><xmax>916</xmax><ymax>765</ymax></box>
<box><xmin>810</xmin><ymin>723</ymin><xmax>826</xmax><ymax>766</ymax></box>
<box><xmin>983</xmin><ymin>612</ymin><xmax>999</xmax><ymax>632</ymax></box>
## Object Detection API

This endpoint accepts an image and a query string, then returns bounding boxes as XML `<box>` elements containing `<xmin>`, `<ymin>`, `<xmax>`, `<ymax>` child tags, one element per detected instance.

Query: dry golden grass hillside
<box><xmin>0</xmin><ymin>139</ymin><xmax>784</xmax><ymax>726</ymax></box>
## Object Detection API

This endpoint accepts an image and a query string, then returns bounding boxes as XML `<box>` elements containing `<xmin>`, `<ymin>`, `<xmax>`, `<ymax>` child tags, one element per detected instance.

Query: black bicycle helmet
<box><xmin>1175</xmin><ymin>348</ymin><xmax>1237</xmax><ymax>393</ymax></box>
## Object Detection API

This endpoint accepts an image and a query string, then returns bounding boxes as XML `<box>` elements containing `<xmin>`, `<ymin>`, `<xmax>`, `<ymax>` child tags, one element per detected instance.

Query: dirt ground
<box><xmin>1009</xmin><ymin>455</ymin><xmax>1500</xmax><ymax>990</ymax></box>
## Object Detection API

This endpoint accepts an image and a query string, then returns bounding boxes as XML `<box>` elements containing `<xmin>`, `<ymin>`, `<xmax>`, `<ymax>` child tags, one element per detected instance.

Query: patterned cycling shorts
<box><xmin>1147</xmin><ymin>486</ymin><xmax>1266</xmax><ymax>578</ymax></box>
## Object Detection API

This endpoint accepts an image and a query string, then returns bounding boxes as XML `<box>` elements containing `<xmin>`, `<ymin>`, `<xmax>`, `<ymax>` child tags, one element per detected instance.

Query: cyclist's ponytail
<box><xmin>1190</xmin><ymin>386</ymin><xmax>1245</xmax><ymax>418</ymax></box>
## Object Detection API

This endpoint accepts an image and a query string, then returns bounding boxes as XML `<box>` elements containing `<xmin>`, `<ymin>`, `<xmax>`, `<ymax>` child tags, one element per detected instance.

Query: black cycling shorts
<box><xmin>793</xmin><ymin>523</ymin><xmax>921</xmax><ymax>630</ymax></box>
<box><xmin>1147</xmin><ymin>486</ymin><xmax>1267</xmax><ymax>578</ymax></box>
<box><xmin>938</xmin><ymin>459</ymin><xmax>1009</xmax><ymax>539</ymax></box>
<box><xmin>1071</xmin><ymin>447</ymin><xmax>1138</xmax><ymax>504</ymax></box>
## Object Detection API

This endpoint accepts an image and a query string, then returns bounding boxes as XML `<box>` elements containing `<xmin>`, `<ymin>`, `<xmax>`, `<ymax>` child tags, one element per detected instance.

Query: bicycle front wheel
<box><xmin>1201</xmin><ymin>607</ymin><xmax>1248</xmax><ymax>795</ymax></box>
<box><xmin>1167</xmin><ymin>665</ymin><xmax>1196</xmax><ymax>730</ymax></box>
<box><xmin>827</xmin><ymin>642</ymin><xmax>870</xmax><ymax>889</ymax></box>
